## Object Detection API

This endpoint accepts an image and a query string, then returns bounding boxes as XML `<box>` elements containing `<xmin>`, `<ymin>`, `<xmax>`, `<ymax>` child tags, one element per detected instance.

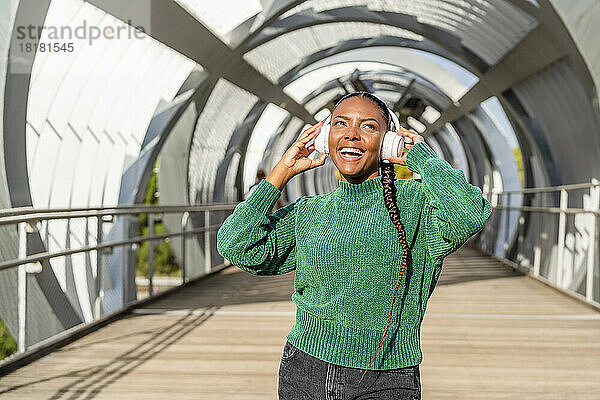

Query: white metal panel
<box><xmin>273</xmin><ymin>0</ymin><xmax>537</xmax><ymax>66</ymax></box>
<box><xmin>102</xmin><ymin>130</ymin><xmax>127</xmax><ymax>206</ymax></box>
<box><xmin>27</xmin><ymin>1</ymin><xmax>91</xmax><ymax>133</ymax></box>
<box><xmin>48</xmin><ymin>123</ymin><xmax>81</xmax><ymax>208</ymax></box>
<box><xmin>70</xmin><ymin>127</ymin><xmax>99</xmax><ymax>208</ymax></box>
<box><xmin>284</xmin><ymin>48</ymin><xmax>470</xmax><ymax>103</ymax></box>
<box><xmin>28</xmin><ymin>121</ymin><xmax>61</xmax><ymax>207</ymax></box>
<box><xmin>67</xmin><ymin>23</ymin><xmax>131</xmax><ymax>140</ymax></box>
<box><xmin>25</xmin><ymin>122</ymin><xmax>41</xmax><ymax>175</ymax></box>
<box><xmin>87</xmin><ymin>128</ymin><xmax>112</xmax><ymax>206</ymax></box>
<box><xmin>244</xmin><ymin>104</ymin><xmax>289</xmax><ymax>190</ymax></box>
<box><xmin>284</xmin><ymin>62</ymin><xmax>404</xmax><ymax>103</ymax></box>
<box><xmin>175</xmin><ymin>0</ymin><xmax>262</xmax><ymax>45</ymax></box>
<box><xmin>188</xmin><ymin>79</ymin><xmax>257</xmax><ymax>203</ymax></box>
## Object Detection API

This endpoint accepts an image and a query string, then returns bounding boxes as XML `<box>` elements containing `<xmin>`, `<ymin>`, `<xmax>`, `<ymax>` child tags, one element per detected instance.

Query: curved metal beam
<box><xmin>299</xmin><ymin>70</ymin><xmax>453</xmax><ymax>114</ymax></box>
<box><xmin>424</xmin><ymin>1</ymin><xmax>597</xmax><ymax>135</ymax></box>
<box><xmin>278</xmin><ymin>36</ymin><xmax>481</xmax><ymax>85</ymax></box>
<box><xmin>243</xmin><ymin>8</ymin><xmax>488</xmax><ymax>73</ymax></box>
<box><xmin>88</xmin><ymin>0</ymin><xmax>314</xmax><ymax>123</ymax></box>
<box><xmin>283</xmin><ymin>54</ymin><xmax>458</xmax><ymax>114</ymax></box>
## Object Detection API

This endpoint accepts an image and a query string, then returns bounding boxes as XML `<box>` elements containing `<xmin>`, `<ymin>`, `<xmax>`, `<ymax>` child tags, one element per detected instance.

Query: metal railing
<box><xmin>481</xmin><ymin>179</ymin><xmax>600</xmax><ymax>308</ymax></box>
<box><xmin>2</xmin><ymin>180</ymin><xmax>599</xmax><ymax>363</ymax></box>
<box><xmin>0</xmin><ymin>203</ymin><xmax>238</xmax><ymax>356</ymax></box>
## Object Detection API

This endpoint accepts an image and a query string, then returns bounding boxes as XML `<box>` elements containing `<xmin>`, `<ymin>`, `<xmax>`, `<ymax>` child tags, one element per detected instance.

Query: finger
<box><xmin>312</xmin><ymin>152</ymin><xmax>328</xmax><ymax>167</ymax></box>
<box><xmin>298</xmin><ymin>121</ymin><xmax>323</xmax><ymax>141</ymax></box>
<box><xmin>385</xmin><ymin>155</ymin><xmax>408</xmax><ymax>165</ymax></box>
<box><xmin>298</xmin><ymin>124</ymin><xmax>323</xmax><ymax>144</ymax></box>
<box><xmin>384</xmin><ymin>156</ymin><xmax>401</xmax><ymax>164</ymax></box>
<box><xmin>298</xmin><ymin>123</ymin><xmax>321</xmax><ymax>142</ymax></box>
<box><xmin>406</xmin><ymin>131</ymin><xmax>424</xmax><ymax>142</ymax></box>
<box><xmin>396</xmin><ymin>128</ymin><xmax>419</xmax><ymax>137</ymax></box>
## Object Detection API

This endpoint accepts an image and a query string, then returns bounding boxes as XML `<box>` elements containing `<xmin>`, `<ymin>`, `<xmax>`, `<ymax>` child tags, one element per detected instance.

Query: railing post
<box><xmin>94</xmin><ymin>215</ymin><xmax>103</xmax><ymax>320</ymax></box>
<box><xmin>148</xmin><ymin>213</ymin><xmax>154</xmax><ymax>297</ymax></box>
<box><xmin>16</xmin><ymin>221</ymin><xmax>41</xmax><ymax>354</ymax></box>
<box><xmin>533</xmin><ymin>211</ymin><xmax>541</xmax><ymax>277</ymax></box>
<box><xmin>586</xmin><ymin>179</ymin><xmax>599</xmax><ymax>301</ymax></box>
<box><xmin>181</xmin><ymin>211</ymin><xmax>189</xmax><ymax>283</ymax></box>
<box><xmin>491</xmin><ymin>188</ymin><xmax>498</xmax><ymax>208</ymax></box>
<box><xmin>504</xmin><ymin>193</ymin><xmax>511</xmax><ymax>254</ymax></box>
<box><xmin>123</xmin><ymin>215</ymin><xmax>138</xmax><ymax>306</ymax></box>
<box><xmin>205</xmin><ymin>210</ymin><xmax>211</xmax><ymax>275</ymax></box>
<box><xmin>17</xmin><ymin>222</ymin><xmax>27</xmax><ymax>353</ymax></box>
<box><xmin>556</xmin><ymin>189</ymin><xmax>568</xmax><ymax>288</ymax></box>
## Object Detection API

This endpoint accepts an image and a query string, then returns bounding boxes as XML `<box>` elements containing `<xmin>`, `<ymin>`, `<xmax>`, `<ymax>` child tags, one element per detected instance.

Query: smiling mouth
<box><xmin>338</xmin><ymin>147</ymin><xmax>365</xmax><ymax>161</ymax></box>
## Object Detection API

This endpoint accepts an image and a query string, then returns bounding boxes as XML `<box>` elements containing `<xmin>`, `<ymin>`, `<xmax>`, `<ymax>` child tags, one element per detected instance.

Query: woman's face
<box><xmin>328</xmin><ymin>96</ymin><xmax>387</xmax><ymax>183</ymax></box>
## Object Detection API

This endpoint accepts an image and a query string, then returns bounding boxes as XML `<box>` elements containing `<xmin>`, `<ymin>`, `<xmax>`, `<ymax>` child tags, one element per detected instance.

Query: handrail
<box><xmin>0</xmin><ymin>202</ymin><xmax>239</xmax><ymax>215</ymax></box>
<box><xmin>493</xmin><ymin>205</ymin><xmax>600</xmax><ymax>215</ymax></box>
<box><xmin>0</xmin><ymin>203</ymin><xmax>239</xmax><ymax>226</ymax></box>
<box><xmin>0</xmin><ymin>223</ymin><xmax>223</xmax><ymax>272</ymax></box>
<box><xmin>1</xmin><ymin>202</ymin><xmax>239</xmax><ymax>355</ymax></box>
<box><xmin>498</xmin><ymin>180</ymin><xmax>600</xmax><ymax>195</ymax></box>
<box><xmin>486</xmin><ymin>178</ymin><xmax>599</xmax><ymax>310</ymax></box>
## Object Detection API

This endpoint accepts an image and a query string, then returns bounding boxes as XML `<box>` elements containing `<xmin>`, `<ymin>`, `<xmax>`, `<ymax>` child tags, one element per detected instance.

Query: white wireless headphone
<box><xmin>305</xmin><ymin>106</ymin><xmax>406</xmax><ymax>161</ymax></box>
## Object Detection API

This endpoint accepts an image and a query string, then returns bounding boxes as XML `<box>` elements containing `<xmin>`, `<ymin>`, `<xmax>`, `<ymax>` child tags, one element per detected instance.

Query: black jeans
<box><xmin>278</xmin><ymin>340</ymin><xmax>421</xmax><ymax>400</ymax></box>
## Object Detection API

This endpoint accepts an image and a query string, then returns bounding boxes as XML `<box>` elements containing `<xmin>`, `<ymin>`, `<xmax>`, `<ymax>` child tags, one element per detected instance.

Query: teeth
<box><xmin>340</xmin><ymin>147</ymin><xmax>364</xmax><ymax>155</ymax></box>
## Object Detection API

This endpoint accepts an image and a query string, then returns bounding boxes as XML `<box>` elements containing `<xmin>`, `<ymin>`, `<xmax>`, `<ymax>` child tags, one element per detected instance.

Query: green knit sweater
<box><xmin>216</xmin><ymin>142</ymin><xmax>492</xmax><ymax>370</ymax></box>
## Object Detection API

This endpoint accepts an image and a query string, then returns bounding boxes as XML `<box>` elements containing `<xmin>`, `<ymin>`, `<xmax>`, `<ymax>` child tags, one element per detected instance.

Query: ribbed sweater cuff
<box><xmin>244</xmin><ymin>179</ymin><xmax>282</xmax><ymax>215</ymax></box>
<box><xmin>405</xmin><ymin>141</ymin><xmax>439</xmax><ymax>175</ymax></box>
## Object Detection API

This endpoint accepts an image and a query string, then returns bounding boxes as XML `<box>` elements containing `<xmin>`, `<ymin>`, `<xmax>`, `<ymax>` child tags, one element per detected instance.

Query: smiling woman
<box><xmin>216</xmin><ymin>91</ymin><xmax>492</xmax><ymax>400</ymax></box>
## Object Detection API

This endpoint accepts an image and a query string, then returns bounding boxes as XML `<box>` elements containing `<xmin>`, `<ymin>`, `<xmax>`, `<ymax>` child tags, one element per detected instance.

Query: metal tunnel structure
<box><xmin>1</xmin><ymin>0</ymin><xmax>599</xmax><ymax>358</ymax></box>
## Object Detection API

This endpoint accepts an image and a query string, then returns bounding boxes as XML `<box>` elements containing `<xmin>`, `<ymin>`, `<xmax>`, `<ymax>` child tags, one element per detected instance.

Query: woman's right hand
<box><xmin>266</xmin><ymin>121</ymin><xmax>328</xmax><ymax>190</ymax></box>
<box><xmin>280</xmin><ymin>121</ymin><xmax>328</xmax><ymax>174</ymax></box>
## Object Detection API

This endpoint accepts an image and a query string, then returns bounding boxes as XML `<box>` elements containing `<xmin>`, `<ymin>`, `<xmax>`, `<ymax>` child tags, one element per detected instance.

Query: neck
<box><xmin>340</xmin><ymin>170</ymin><xmax>380</xmax><ymax>184</ymax></box>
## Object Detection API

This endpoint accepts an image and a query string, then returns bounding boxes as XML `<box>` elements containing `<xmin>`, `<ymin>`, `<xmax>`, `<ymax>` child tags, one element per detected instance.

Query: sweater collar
<box><xmin>335</xmin><ymin>175</ymin><xmax>382</xmax><ymax>200</ymax></box>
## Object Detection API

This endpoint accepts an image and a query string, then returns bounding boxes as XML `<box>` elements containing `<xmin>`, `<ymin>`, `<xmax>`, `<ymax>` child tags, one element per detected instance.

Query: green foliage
<box><xmin>136</xmin><ymin>223</ymin><xmax>181</xmax><ymax>277</ymax></box>
<box><xmin>513</xmin><ymin>147</ymin><xmax>524</xmax><ymax>186</ymax></box>
<box><xmin>144</xmin><ymin>166</ymin><xmax>159</xmax><ymax>205</ymax></box>
<box><xmin>136</xmin><ymin>161</ymin><xmax>181</xmax><ymax>278</ymax></box>
<box><xmin>0</xmin><ymin>317</ymin><xmax>17</xmax><ymax>360</ymax></box>
<box><xmin>394</xmin><ymin>164</ymin><xmax>414</xmax><ymax>179</ymax></box>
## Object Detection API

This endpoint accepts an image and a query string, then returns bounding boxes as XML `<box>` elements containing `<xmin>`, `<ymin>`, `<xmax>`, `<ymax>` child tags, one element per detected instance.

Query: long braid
<box><xmin>331</xmin><ymin>91</ymin><xmax>410</xmax><ymax>381</ymax></box>
<box><xmin>359</xmin><ymin>160</ymin><xmax>410</xmax><ymax>382</ymax></box>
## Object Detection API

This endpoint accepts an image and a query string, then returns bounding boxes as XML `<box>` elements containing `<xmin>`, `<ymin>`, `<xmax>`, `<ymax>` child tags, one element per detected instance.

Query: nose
<box><xmin>344</xmin><ymin>122</ymin><xmax>361</xmax><ymax>140</ymax></box>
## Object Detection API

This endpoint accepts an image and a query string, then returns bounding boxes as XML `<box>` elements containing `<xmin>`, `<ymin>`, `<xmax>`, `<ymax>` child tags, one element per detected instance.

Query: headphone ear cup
<box><xmin>380</xmin><ymin>131</ymin><xmax>404</xmax><ymax>160</ymax></box>
<box><xmin>315</xmin><ymin>122</ymin><xmax>330</xmax><ymax>154</ymax></box>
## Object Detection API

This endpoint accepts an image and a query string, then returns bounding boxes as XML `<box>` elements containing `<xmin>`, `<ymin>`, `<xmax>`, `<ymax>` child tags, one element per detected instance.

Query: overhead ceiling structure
<box><xmin>1</xmin><ymin>0</ymin><xmax>599</xmax><ymax>349</ymax></box>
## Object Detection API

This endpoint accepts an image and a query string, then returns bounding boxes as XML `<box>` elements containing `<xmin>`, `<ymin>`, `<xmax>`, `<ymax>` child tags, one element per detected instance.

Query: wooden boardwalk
<box><xmin>1</xmin><ymin>246</ymin><xmax>599</xmax><ymax>399</ymax></box>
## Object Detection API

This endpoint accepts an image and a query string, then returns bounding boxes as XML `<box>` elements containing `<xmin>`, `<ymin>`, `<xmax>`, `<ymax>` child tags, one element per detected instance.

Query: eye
<box><xmin>333</xmin><ymin>120</ymin><xmax>346</xmax><ymax>126</ymax></box>
<box><xmin>363</xmin><ymin>123</ymin><xmax>376</xmax><ymax>130</ymax></box>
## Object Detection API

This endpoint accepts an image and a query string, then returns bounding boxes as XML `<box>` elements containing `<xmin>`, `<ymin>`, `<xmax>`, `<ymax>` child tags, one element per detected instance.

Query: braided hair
<box><xmin>330</xmin><ymin>92</ymin><xmax>410</xmax><ymax>381</ymax></box>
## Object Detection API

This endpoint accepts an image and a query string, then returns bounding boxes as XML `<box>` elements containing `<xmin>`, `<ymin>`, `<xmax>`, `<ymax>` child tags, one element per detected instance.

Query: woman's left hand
<box><xmin>384</xmin><ymin>127</ymin><xmax>425</xmax><ymax>166</ymax></box>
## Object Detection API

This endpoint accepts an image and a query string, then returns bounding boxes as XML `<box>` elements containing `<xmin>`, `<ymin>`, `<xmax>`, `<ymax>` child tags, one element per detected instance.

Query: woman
<box><xmin>217</xmin><ymin>92</ymin><xmax>492</xmax><ymax>399</ymax></box>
